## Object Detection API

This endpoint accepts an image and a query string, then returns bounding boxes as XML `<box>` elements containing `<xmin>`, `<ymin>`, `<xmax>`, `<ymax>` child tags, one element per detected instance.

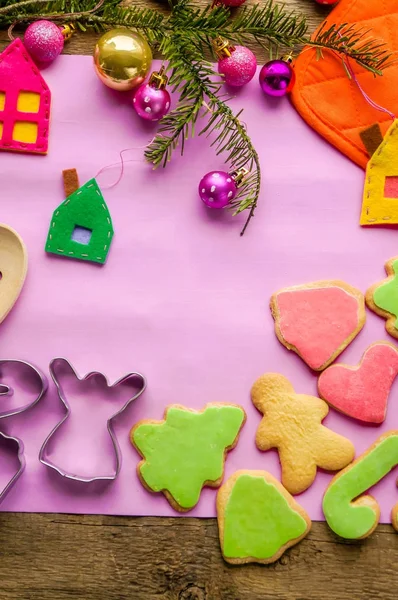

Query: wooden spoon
<box><xmin>0</xmin><ymin>224</ymin><xmax>28</xmax><ymax>325</ymax></box>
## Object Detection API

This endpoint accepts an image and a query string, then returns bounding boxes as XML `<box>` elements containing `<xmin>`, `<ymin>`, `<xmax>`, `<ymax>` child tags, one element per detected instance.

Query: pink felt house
<box><xmin>0</xmin><ymin>38</ymin><xmax>51</xmax><ymax>154</ymax></box>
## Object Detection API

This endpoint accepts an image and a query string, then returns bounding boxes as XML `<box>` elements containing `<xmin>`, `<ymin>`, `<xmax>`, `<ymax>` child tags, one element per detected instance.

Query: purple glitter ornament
<box><xmin>133</xmin><ymin>83</ymin><xmax>171</xmax><ymax>122</ymax></box>
<box><xmin>218</xmin><ymin>45</ymin><xmax>257</xmax><ymax>88</ymax></box>
<box><xmin>24</xmin><ymin>20</ymin><xmax>64</xmax><ymax>65</ymax></box>
<box><xmin>259</xmin><ymin>59</ymin><xmax>295</xmax><ymax>97</ymax></box>
<box><xmin>199</xmin><ymin>171</ymin><xmax>237</xmax><ymax>209</ymax></box>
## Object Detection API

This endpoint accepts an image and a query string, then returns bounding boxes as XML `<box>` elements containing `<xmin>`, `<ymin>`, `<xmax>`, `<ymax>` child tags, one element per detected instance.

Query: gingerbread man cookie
<box><xmin>252</xmin><ymin>374</ymin><xmax>355</xmax><ymax>494</ymax></box>
<box><xmin>271</xmin><ymin>280</ymin><xmax>366</xmax><ymax>370</ymax></box>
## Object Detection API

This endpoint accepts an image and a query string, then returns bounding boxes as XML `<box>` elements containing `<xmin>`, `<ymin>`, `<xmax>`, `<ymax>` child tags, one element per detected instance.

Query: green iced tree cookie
<box><xmin>131</xmin><ymin>403</ymin><xmax>246</xmax><ymax>511</ymax></box>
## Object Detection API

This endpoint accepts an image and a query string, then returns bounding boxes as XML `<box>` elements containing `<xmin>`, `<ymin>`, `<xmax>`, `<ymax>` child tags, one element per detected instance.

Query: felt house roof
<box><xmin>360</xmin><ymin>119</ymin><xmax>398</xmax><ymax>226</ymax></box>
<box><xmin>45</xmin><ymin>178</ymin><xmax>114</xmax><ymax>264</ymax></box>
<box><xmin>0</xmin><ymin>38</ymin><xmax>51</xmax><ymax>154</ymax></box>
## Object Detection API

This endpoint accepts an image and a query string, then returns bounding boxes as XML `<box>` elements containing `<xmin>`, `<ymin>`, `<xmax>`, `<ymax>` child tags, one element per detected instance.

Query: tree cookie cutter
<box><xmin>39</xmin><ymin>357</ymin><xmax>147</xmax><ymax>483</ymax></box>
<box><xmin>0</xmin><ymin>360</ymin><xmax>48</xmax><ymax>503</ymax></box>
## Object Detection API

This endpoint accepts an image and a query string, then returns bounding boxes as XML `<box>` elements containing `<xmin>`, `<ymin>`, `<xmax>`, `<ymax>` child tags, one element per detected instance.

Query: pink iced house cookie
<box><xmin>270</xmin><ymin>280</ymin><xmax>366</xmax><ymax>371</ymax></box>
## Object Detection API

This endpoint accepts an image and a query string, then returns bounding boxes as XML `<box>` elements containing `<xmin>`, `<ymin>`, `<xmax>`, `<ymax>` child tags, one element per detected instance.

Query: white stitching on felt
<box><xmin>1</xmin><ymin>42</ymin><xmax>50</xmax><ymax>153</ymax></box>
<box><xmin>363</xmin><ymin>121</ymin><xmax>398</xmax><ymax>222</ymax></box>
<box><xmin>49</xmin><ymin>181</ymin><xmax>112</xmax><ymax>260</ymax></box>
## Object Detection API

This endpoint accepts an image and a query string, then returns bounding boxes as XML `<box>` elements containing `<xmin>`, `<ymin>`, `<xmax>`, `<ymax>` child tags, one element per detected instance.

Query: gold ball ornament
<box><xmin>93</xmin><ymin>28</ymin><xmax>152</xmax><ymax>91</ymax></box>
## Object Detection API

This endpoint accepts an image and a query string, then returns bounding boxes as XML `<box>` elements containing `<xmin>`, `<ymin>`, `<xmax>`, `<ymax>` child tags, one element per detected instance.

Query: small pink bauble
<box><xmin>24</xmin><ymin>20</ymin><xmax>64</xmax><ymax>65</ymax></box>
<box><xmin>133</xmin><ymin>83</ymin><xmax>171</xmax><ymax>122</ymax></box>
<box><xmin>218</xmin><ymin>45</ymin><xmax>257</xmax><ymax>87</ymax></box>
<box><xmin>259</xmin><ymin>59</ymin><xmax>295</xmax><ymax>97</ymax></box>
<box><xmin>199</xmin><ymin>171</ymin><xmax>237</xmax><ymax>209</ymax></box>
<box><xmin>314</xmin><ymin>0</ymin><xmax>339</xmax><ymax>4</ymax></box>
<box><xmin>217</xmin><ymin>0</ymin><xmax>248</xmax><ymax>5</ymax></box>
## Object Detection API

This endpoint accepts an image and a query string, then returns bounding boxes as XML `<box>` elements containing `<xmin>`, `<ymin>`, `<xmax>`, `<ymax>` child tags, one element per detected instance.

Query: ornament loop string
<box><xmin>336</xmin><ymin>32</ymin><xmax>395</xmax><ymax>121</ymax></box>
<box><xmin>7</xmin><ymin>0</ymin><xmax>105</xmax><ymax>41</ymax></box>
<box><xmin>95</xmin><ymin>140</ymin><xmax>155</xmax><ymax>190</ymax></box>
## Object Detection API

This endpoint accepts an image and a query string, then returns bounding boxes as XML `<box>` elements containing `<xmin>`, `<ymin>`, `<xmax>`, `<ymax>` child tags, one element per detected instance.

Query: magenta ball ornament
<box><xmin>218</xmin><ymin>45</ymin><xmax>257</xmax><ymax>87</ymax></box>
<box><xmin>133</xmin><ymin>83</ymin><xmax>171</xmax><ymax>121</ymax></box>
<box><xmin>259</xmin><ymin>59</ymin><xmax>295</xmax><ymax>97</ymax></box>
<box><xmin>314</xmin><ymin>0</ymin><xmax>339</xmax><ymax>4</ymax></box>
<box><xmin>24</xmin><ymin>20</ymin><xmax>64</xmax><ymax>65</ymax></box>
<box><xmin>199</xmin><ymin>171</ymin><xmax>237</xmax><ymax>209</ymax></box>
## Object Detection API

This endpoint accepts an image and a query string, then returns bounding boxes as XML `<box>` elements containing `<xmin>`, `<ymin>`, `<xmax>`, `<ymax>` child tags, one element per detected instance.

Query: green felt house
<box><xmin>45</xmin><ymin>178</ymin><xmax>114</xmax><ymax>264</ymax></box>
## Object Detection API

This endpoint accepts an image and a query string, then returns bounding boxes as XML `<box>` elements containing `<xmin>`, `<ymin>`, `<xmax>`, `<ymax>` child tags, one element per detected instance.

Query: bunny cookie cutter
<box><xmin>39</xmin><ymin>357</ymin><xmax>146</xmax><ymax>483</ymax></box>
<box><xmin>0</xmin><ymin>359</ymin><xmax>48</xmax><ymax>502</ymax></box>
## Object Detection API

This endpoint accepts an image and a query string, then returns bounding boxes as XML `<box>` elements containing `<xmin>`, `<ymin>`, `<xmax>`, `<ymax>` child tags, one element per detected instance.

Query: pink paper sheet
<box><xmin>0</xmin><ymin>56</ymin><xmax>397</xmax><ymax>521</ymax></box>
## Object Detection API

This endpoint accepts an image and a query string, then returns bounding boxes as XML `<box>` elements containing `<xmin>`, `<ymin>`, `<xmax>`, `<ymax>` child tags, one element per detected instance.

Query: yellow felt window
<box><xmin>13</xmin><ymin>122</ymin><xmax>38</xmax><ymax>144</ymax></box>
<box><xmin>0</xmin><ymin>92</ymin><xmax>5</xmax><ymax>111</ymax></box>
<box><xmin>0</xmin><ymin>122</ymin><xmax>3</xmax><ymax>140</ymax></box>
<box><xmin>17</xmin><ymin>92</ymin><xmax>40</xmax><ymax>113</ymax></box>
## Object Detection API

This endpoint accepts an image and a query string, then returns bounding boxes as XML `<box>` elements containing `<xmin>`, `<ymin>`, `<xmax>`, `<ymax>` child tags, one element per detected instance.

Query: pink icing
<box><xmin>276</xmin><ymin>286</ymin><xmax>360</xmax><ymax>370</ymax></box>
<box><xmin>318</xmin><ymin>343</ymin><xmax>398</xmax><ymax>424</ymax></box>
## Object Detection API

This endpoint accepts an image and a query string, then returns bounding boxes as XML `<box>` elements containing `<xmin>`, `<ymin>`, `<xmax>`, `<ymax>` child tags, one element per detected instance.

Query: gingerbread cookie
<box><xmin>366</xmin><ymin>258</ymin><xmax>398</xmax><ymax>339</ymax></box>
<box><xmin>217</xmin><ymin>470</ymin><xmax>311</xmax><ymax>564</ymax></box>
<box><xmin>131</xmin><ymin>403</ymin><xmax>246</xmax><ymax>512</ymax></box>
<box><xmin>323</xmin><ymin>431</ymin><xmax>398</xmax><ymax>539</ymax></box>
<box><xmin>271</xmin><ymin>280</ymin><xmax>366</xmax><ymax>371</ymax></box>
<box><xmin>252</xmin><ymin>374</ymin><xmax>355</xmax><ymax>495</ymax></box>
<box><xmin>318</xmin><ymin>342</ymin><xmax>398</xmax><ymax>424</ymax></box>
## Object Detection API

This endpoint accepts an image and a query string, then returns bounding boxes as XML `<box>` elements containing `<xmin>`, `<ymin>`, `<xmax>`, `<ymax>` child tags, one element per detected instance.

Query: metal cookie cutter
<box><xmin>0</xmin><ymin>360</ymin><xmax>48</xmax><ymax>502</ymax></box>
<box><xmin>0</xmin><ymin>433</ymin><xmax>25</xmax><ymax>503</ymax></box>
<box><xmin>39</xmin><ymin>357</ymin><xmax>146</xmax><ymax>483</ymax></box>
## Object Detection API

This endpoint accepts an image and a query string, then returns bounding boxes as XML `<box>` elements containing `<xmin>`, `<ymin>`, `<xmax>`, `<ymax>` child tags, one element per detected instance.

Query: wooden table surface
<box><xmin>1</xmin><ymin>1</ymin><xmax>398</xmax><ymax>599</ymax></box>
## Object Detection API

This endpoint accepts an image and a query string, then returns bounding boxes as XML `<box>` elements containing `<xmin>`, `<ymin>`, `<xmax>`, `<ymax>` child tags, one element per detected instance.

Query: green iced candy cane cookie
<box><xmin>223</xmin><ymin>474</ymin><xmax>308</xmax><ymax>560</ymax></box>
<box><xmin>373</xmin><ymin>260</ymin><xmax>398</xmax><ymax>327</ymax></box>
<box><xmin>323</xmin><ymin>433</ymin><xmax>398</xmax><ymax>539</ymax></box>
<box><xmin>133</xmin><ymin>404</ymin><xmax>245</xmax><ymax>510</ymax></box>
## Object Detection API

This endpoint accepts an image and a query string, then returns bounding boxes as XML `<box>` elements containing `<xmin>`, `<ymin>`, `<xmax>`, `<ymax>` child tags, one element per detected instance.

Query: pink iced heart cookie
<box><xmin>270</xmin><ymin>281</ymin><xmax>365</xmax><ymax>371</ymax></box>
<box><xmin>318</xmin><ymin>342</ymin><xmax>398</xmax><ymax>424</ymax></box>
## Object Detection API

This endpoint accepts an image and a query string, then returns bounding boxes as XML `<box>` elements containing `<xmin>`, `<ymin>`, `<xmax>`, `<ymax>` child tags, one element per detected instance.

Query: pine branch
<box><xmin>0</xmin><ymin>0</ymin><xmax>395</xmax><ymax>233</ymax></box>
<box><xmin>310</xmin><ymin>22</ymin><xmax>395</xmax><ymax>75</ymax></box>
<box><xmin>146</xmin><ymin>34</ymin><xmax>261</xmax><ymax>234</ymax></box>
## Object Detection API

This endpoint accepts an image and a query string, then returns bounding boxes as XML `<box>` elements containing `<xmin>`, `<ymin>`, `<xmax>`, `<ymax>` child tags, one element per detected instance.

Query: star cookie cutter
<box><xmin>39</xmin><ymin>357</ymin><xmax>147</xmax><ymax>483</ymax></box>
<box><xmin>0</xmin><ymin>359</ymin><xmax>48</xmax><ymax>502</ymax></box>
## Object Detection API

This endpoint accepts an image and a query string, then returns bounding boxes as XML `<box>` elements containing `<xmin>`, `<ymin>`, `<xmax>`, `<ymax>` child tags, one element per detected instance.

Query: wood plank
<box><xmin>0</xmin><ymin>513</ymin><xmax>397</xmax><ymax>599</ymax></box>
<box><xmin>0</xmin><ymin>0</ymin><xmax>327</xmax><ymax>55</ymax></box>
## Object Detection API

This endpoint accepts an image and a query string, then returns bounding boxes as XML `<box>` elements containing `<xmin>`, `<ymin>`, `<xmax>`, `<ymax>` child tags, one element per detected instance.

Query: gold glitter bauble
<box><xmin>93</xmin><ymin>28</ymin><xmax>152</xmax><ymax>91</ymax></box>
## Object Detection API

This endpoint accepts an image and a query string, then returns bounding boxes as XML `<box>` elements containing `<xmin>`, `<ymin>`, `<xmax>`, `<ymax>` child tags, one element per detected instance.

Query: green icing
<box><xmin>323</xmin><ymin>435</ymin><xmax>398</xmax><ymax>539</ymax></box>
<box><xmin>223</xmin><ymin>474</ymin><xmax>308</xmax><ymax>560</ymax></box>
<box><xmin>133</xmin><ymin>405</ymin><xmax>245</xmax><ymax>510</ymax></box>
<box><xmin>373</xmin><ymin>260</ymin><xmax>398</xmax><ymax>327</ymax></box>
<box><xmin>45</xmin><ymin>178</ymin><xmax>114</xmax><ymax>264</ymax></box>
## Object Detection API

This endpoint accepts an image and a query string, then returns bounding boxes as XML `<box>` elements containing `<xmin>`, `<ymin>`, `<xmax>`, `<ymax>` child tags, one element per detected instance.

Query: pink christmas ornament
<box><xmin>133</xmin><ymin>68</ymin><xmax>171</xmax><ymax>122</ymax></box>
<box><xmin>24</xmin><ymin>20</ymin><xmax>65</xmax><ymax>65</ymax></box>
<box><xmin>215</xmin><ymin>39</ymin><xmax>256</xmax><ymax>87</ymax></box>
<box><xmin>199</xmin><ymin>171</ymin><xmax>237</xmax><ymax>209</ymax></box>
<box><xmin>259</xmin><ymin>57</ymin><xmax>295</xmax><ymax>97</ymax></box>
<box><xmin>315</xmin><ymin>0</ymin><xmax>339</xmax><ymax>4</ymax></box>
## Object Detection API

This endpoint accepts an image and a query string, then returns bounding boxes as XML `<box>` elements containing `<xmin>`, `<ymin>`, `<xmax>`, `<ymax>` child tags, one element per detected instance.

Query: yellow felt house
<box><xmin>360</xmin><ymin>119</ymin><xmax>398</xmax><ymax>226</ymax></box>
